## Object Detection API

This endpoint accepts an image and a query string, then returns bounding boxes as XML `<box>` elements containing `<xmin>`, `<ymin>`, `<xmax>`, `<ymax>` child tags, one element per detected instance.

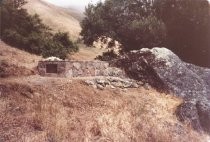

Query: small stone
<box><xmin>34</xmin><ymin>92</ymin><xmax>41</xmax><ymax>97</ymax></box>
<box><xmin>144</xmin><ymin>83</ymin><xmax>151</xmax><ymax>90</ymax></box>
<box><xmin>110</xmin><ymin>85</ymin><xmax>115</xmax><ymax>89</ymax></box>
<box><xmin>85</xmin><ymin>80</ymin><xmax>95</xmax><ymax>86</ymax></box>
<box><xmin>92</xmin><ymin>85</ymin><xmax>97</xmax><ymax>89</ymax></box>
<box><xmin>96</xmin><ymin>79</ymin><xmax>105</xmax><ymax>85</ymax></box>
<box><xmin>73</xmin><ymin>62</ymin><xmax>81</xmax><ymax>69</ymax></box>
<box><xmin>137</xmin><ymin>81</ymin><xmax>144</xmax><ymax>86</ymax></box>
<box><xmin>131</xmin><ymin>83</ymin><xmax>139</xmax><ymax>88</ymax></box>
<box><xmin>97</xmin><ymin>84</ymin><xmax>104</xmax><ymax>90</ymax></box>
<box><xmin>112</xmin><ymin>82</ymin><xmax>123</xmax><ymax>88</ymax></box>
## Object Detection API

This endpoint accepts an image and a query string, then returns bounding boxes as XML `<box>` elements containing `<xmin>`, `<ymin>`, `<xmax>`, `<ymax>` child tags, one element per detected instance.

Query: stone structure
<box><xmin>38</xmin><ymin>61</ymin><xmax>125</xmax><ymax>78</ymax></box>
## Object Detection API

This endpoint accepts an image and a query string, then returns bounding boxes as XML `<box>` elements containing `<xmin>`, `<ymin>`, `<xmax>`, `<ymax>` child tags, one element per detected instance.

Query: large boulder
<box><xmin>115</xmin><ymin>47</ymin><xmax>210</xmax><ymax>134</ymax></box>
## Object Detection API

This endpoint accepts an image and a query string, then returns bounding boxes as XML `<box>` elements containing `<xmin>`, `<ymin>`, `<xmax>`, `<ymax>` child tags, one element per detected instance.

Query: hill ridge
<box><xmin>24</xmin><ymin>0</ymin><xmax>82</xmax><ymax>41</ymax></box>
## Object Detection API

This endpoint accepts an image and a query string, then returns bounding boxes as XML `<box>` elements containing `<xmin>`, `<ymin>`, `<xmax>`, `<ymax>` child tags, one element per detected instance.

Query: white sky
<box><xmin>44</xmin><ymin>0</ymin><xmax>210</xmax><ymax>10</ymax></box>
<box><xmin>44</xmin><ymin>0</ymin><xmax>103</xmax><ymax>9</ymax></box>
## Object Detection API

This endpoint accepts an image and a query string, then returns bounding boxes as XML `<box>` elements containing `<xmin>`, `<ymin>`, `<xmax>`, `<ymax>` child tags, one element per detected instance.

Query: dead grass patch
<box><xmin>0</xmin><ymin>78</ymin><xmax>208</xmax><ymax>142</ymax></box>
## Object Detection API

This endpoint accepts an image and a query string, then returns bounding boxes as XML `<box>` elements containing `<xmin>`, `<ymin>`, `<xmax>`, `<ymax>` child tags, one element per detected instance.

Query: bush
<box><xmin>53</xmin><ymin>32</ymin><xmax>79</xmax><ymax>53</ymax></box>
<box><xmin>41</xmin><ymin>40</ymin><xmax>68</xmax><ymax>59</ymax></box>
<box><xmin>95</xmin><ymin>50</ymin><xmax>118</xmax><ymax>61</ymax></box>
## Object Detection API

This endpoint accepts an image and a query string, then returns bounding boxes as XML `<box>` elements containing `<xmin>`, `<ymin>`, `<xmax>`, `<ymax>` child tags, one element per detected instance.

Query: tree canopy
<box><xmin>154</xmin><ymin>0</ymin><xmax>210</xmax><ymax>67</ymax></box>
<box><xmin>81</xmin><ymin>0</ymin><xmax>210</xmax><ymax>67</ymax></box>
<box><xmin>80</xmin><ymin>0</ymin><xmax>166</xmax><ymax>51</ymax></box>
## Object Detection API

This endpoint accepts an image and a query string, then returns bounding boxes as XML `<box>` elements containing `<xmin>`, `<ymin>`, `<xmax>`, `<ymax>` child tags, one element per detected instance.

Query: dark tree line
<box><xmin>154</xmin><ymin>0</ymin><xmax>210</xmax><ymax>66</ymax></box>
<box><xmin>81</xmin><ymin>0</ymin><xmax>210</xmax><ymax>67</ymax></box>
<box><xmin>0</xmin><ymin>0</ymin><xmax>78</xmax><ymax>59</ymax></box>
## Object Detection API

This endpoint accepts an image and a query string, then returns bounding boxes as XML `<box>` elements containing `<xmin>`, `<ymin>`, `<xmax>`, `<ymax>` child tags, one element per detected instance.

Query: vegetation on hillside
<box><xmin>0</xmin><ymin>78</ymin><xmax>206</xmax><ymax>142</ymax></box>
<box><xmin>0</xmin><ymin>0</ymin><xmax>78</xmax><ymax>59</ymax></box>
<box><xmin>81</xmin><ymin>0</ymin><xmax>210</xmax><ymax>67</ymax></box>
<box><xmin>81</xmin><ymin>0</ymin><xmax>166</xmax><ymax>51</ymax></box>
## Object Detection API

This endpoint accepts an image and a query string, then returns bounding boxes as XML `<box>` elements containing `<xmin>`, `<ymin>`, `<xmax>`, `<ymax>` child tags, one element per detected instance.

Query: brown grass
<box><xmin>0</xmin><ymin>41</ymin><xmax>42</xmax><ymax>69</ymax></box>
<box><xmin>24</xmin><ymin>0</ymin><xmax>81</xmax><ymax>41</ymax></box>
<box><xmin>0</xmin><ymin>76</ymin><xmax>208</xmax><ymax>142</ymax></box>
<box><xmin>69</xmin><ymin>43</ymin><xmax>108</xmax><ymax>61</ymax></box>
<box><xmin>0</xmin><ymin>42</ymin><xmax>208</xmax><ymax>142</ymax></box>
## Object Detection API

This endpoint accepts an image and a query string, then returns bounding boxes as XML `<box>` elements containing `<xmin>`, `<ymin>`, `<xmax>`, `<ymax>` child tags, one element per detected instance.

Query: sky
<box><xmin>44</xmin><ymin>0</ymin><xmax>103</xmax><ymax>10</ymax></box>
<box><xmin>44</xmin><ymin>0</ymin><xmax>210</xmax><ymax>10</ymax></box>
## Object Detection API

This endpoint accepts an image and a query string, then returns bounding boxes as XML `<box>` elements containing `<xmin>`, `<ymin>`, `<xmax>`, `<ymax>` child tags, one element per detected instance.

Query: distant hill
<box><xmin>24</xmin><ymin>0</ymin><xmax>82</xmax><ymax>41</ymax></box>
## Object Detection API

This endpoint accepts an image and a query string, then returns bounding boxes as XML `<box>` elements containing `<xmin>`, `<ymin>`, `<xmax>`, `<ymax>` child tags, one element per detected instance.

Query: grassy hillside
<box><xmin>24</xmin><ymin>0</ymin><xmax>82</xmax><ymax>41</ymax></box>
<box><xmin>1</xmin><ymin>76</ymin><xmax>207</xmax><ymax>142</ymax></box>
<box><xmin>23</xmin><ymin>0</ymin><xmax>107</xmax><ymax>60</ymax></box>
<box><xmin>0</xmin><ymin>41</ymin><xmax>42</xmax><ymax>69</ymax></box>
<box><xmin>0</xmin><ymin>35</ymin><xmax>209</xmax><ymax>142</ymax></box>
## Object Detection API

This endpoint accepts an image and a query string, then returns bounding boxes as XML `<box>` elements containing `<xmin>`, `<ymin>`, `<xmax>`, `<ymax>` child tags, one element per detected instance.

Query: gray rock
<box><xmin>110</xmin><ymin>85</ymin><xmax>116</xmax><ymax>89</ymax></box>
<box><xmin>196</xmin><ymin>100</ymin><xmax>210</xmax><ymax>133</ymax></box>
<box><xmin>84</xmin><ymin>77</ymin><xmax>140</xmax><ymax>89</ymax></box>
<box><xmin>97</xmin><ymin>84</ymin><xmax>104</xmax><ymax>90</ymax></box>
<box><xmin>116</xmin><ymin>47</ymin><xmax>210</xmax><ymax>134</ymax></box>
<box><xmin>96</xmin><ymin>79</ymin><xmax>106</xmax><ymax>85</ymax></box>
<box><xmin>176</xmin><ymin>101</ymin><xmax>202</xmax><ymax>131</ymax></box>
<box><xmin>131</xmin><ymin>83</ymin><xmax>139</xmax><ymax>88</ymax></box>
<box><xmin>85</xmin><ymin>80</ymin><xmax>95</xmax><ymax>86</ymax></box>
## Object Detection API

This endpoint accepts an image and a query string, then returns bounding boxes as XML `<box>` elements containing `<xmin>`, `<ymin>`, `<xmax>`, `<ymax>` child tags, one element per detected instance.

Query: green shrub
<box><xmin>41</xmin><ymin>40</ymin><xmax>68</xmax><ymax>59</ymax></box>
<box><xmin>96</xmin><ymin>50</ymin><xmax>118</xmax><ymax>61</ymax></box>
<box><xmin>80</xmin><ymin>0</ymin><xmax>166</xmax><ymax>51</ymax></box>
<box><xmin>53</xmin><ymin>32</ymin><xmax>79</xmax><ymax>53</ymax></box>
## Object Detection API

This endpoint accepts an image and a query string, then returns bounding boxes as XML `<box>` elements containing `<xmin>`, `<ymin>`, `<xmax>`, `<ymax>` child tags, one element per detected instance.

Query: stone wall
<box><xmin>38</xmin><ymin>61</ymin><xmax>125</xmax><ymax>78</ymax></box>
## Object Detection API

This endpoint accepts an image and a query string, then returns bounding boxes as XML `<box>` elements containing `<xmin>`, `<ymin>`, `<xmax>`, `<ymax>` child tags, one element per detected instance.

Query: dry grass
<box><xmin>0</xmin><ymin>76</ymin><xmax>208</xmax><ymax>142</ymax></box>
<box><xmin>69</xmin><ymin>43</ymin><xmax>108</xmax><ymax>61</ymax></box>
<box><xmin>0</xmin><ymin>41</ymin><xmax>42</xmax><ymax>69</ymax></box>
<box><xmin>23</xmin><ymin>0</ymin><xmax>110</xmax><ymax>61</ymax></box>
<box><xmin>0</xmin><ymin>41</ymin><xmax>208</xmax><ymax>142</ymax></box>
<box><xmin>24</xmin><ymin>0</ymin><xmax>81</xmax><ymax>41</ymax></box>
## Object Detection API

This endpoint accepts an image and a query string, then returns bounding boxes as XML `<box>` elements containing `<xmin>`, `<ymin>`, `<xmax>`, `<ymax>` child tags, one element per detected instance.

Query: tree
<box><xmin>80</xmin><ymin>0</ymin><xmax>166</xmax><ymax>51</ymax></box>
<box><xmin>53</xmin><ymin>32</ymin><xmax>78</xmax><ymax>52</ymax></box>
<box><xmin>154</xmin><ymin>0</ymin><xmax>210</xmax><ymax>67</ymax></box>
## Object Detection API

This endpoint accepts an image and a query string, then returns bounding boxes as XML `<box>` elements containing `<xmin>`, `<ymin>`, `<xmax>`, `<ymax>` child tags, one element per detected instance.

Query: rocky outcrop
<box><xmin>116</xmin><ymin>47</ymin><xmax>210</xmax><ymax>134</ymax></box>
<box><xmin>84</xmin><ymin>77</ymin><xmax>144</xmax><ymax>90</ymax></box>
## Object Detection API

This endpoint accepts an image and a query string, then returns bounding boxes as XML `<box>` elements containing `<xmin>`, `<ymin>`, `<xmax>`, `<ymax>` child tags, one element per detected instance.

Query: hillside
<box><xmin>24</xmin><ymin>0</ymin><xmax>82</xmax><ymax>41</ymax></box>
<box><xmin>0</xmin><ymin>41</ymin><xmax>42</xmax><ymax>69</ymax></box>
<box><xmin>23</xmin><ymin>0</ymin><xmax>109</xmax><ymax>60</ymax></box>
<box><xmin>0</xmin><ymin>40</ymin><xmax>209</xmax><ymax>142</ymax></box>
<box><xmin>1</xmin><ymin>76</ymin><xmax>207</xmax><ymax>142</ymax></box>
<box><xmin>1</xmin><ymin>0</ymin><xmax>210</xmax><ymax>141</ymax></box>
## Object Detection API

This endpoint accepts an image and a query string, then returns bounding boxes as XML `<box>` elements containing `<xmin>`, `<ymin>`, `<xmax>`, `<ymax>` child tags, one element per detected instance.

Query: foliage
<box><xmin>0</xmin><ymin>0</ymin><xmax>78</xmax><ymax>59</ymax></box>
<box><xmin>80</xmin><ymin>0</ymin><xmax>166</xmax><ymax>51</ymax></box>
<box><xmin>154</xmin><ymin>0</ymin><xmax>210</xmax><ymax>67</ymax></box>
<box><xmin>95</xmin><ymin>50</ymin><xmax>118</xmax><ymax>61</ymax></box>
<box><xmin>81</xmin><ymin>0</ymin><xmax>210</xmax><ymax>67</ymax></box>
